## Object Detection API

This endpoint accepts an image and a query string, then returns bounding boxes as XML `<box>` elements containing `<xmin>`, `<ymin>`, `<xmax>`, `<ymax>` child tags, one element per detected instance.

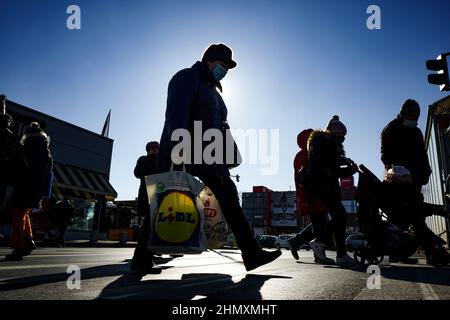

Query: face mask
<box><xmin>403</xmin><ymin>119</ymin><xmax>418</xmax><ymax>128</ymax></box>
<box><xmin>336</xmin><ymin>135</ymin><xmax>345</xmax><ymax>144</ymax></box>
<box><xmin>212</xmin><ymin>64</ymin><xmax>227</xmax><ymax>82</ymax></box>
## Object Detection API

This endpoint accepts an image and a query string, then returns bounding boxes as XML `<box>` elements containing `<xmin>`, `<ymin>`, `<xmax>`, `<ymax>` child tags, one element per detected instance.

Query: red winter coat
<box><xmin>293</xmin><ymin>129</ymin><xmax>314</xmax><ymax>216</ymax></box>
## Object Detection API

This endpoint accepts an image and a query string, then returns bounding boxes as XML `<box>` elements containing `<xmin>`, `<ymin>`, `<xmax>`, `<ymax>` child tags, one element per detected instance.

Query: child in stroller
<box><xmin>354</xmin><ymin>164</ymin><xmax>450</xmax><ymax>267</ymax></box>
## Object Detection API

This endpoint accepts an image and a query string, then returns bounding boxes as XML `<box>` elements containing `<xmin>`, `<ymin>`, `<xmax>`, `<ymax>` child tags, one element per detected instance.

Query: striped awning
<box><xmin>52</xmin><ymin>163</ymin><xmax>117</xmax><ymax>200</ymax></box>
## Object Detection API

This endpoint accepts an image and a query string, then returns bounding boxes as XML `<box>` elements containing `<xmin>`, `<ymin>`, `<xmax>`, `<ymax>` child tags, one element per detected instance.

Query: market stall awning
<box><xmin>52</xmin><ymin>163</ymin><xmax>117</xmax><ymax>200</ymax></box>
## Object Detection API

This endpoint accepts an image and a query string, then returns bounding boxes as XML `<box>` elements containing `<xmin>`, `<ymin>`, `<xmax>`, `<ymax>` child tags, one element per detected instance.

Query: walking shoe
<box><xmin>314</xmin><ymin>254</ymin><xmax>335</xmax><ymax>265</ymax></box>
<box><xmin>290</xmin><ymin>246</ymin><xmax>300</xmax><ymax>261</ymax></box>
<box><xmin>130</xmin><ymin>248</ymin><xmax>162</xmax><ymax>275</ymax></box>
<box><xmin>5</xmin><ymin>250</ymin><xmax>24</xmax><ymax>261</ymax></box>
<box><xmin>309</xmin><ymin>239</ymin><xmax>329</xmax><ymax>262</ymax></box>
<box><xmin>288</xmin><ymin>238</ymin><xmax>300</xmax><ymax>260</ymax></box>
<box><xmin>242</xmin><ymin>249</ymin><xmax>282</xmax><ymax>271</ymax></box>
<box><xmin>335</xmin><ymin>253</ymin><xmax>357</xmax><ymax>267</ymax></box>
<box><xmin>130</xmin><ymin>256</ymin><xmax>162</xmax><ymax>275</ymax></box>
<box><xmin>22</xmin><ymin>239</ymin><xmax>37</xmax><ymax>256</ymax></box>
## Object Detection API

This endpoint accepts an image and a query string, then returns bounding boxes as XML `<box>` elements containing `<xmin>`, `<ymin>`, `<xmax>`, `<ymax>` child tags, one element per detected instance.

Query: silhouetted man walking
<box><xmin>157</xmin><ymin>43</ymin><xmax>281</xmax><ymax>272</ymax></box>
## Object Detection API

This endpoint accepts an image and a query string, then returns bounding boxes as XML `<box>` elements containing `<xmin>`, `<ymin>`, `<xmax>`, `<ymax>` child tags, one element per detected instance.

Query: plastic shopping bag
<box><xmin>146</xmin><ymin>166</ymin><xmax>207</xmax><ymax>254</ymax></box>
<box><xmin>199</xmin><ymin>186</ymin><xmax>230</xmax><ymax>249</ymax></box>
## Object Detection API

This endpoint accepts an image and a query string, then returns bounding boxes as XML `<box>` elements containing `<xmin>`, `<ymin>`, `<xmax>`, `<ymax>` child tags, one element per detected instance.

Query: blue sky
<box><xmin>1</xmin><ymin>0</ymin><xmax>450</xmax><ymax>200</ymax></box>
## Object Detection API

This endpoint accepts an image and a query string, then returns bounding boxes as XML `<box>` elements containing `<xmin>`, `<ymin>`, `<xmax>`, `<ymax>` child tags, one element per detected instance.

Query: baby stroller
<box><xmin>353</xmin><ymin>165</ymin><xmax>419</xmax><ymax>265</ymax></box>
<box><xmin>354</xmin><ymin>165</ymin><xmax>449</xmax><ymax>266</ymax></box>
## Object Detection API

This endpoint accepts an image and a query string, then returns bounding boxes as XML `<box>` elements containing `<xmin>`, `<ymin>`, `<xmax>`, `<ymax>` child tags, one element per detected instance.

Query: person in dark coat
<box><xmin>381</xmin><ymin>99</ymin><xmax>431</xmax><ymax>191</ymax></box>
<box><xmin>130</xmin><ymin>141</ymin><xmax>161</xmax><ymax>273</ymax></box>
<box><xmin>5</xmin><ymin>122</ymin><xmax>53</xmax><ymax>261</ymax></box>
<box><xmin>380</xmin><ymin>99</ymin><xmax>438</xmax><ymax>263</ymax></box>
<box><xmin>0</xmin><ymin>94</ymin><xmax>18</xmax><ymax>207</ymax></box>
<box><xmin>135</xmin><ymin>141</ymin><xmax>160</xmax><ymax>217</ymax></box>
<box><xmin>0</xmin><ymin>94</ymin><xmax>17</xmax><ymax>241</ymax></box>
<box><xmin>302</xmin><ymin>115</ymin><xmax>358</xmax><ymax>266</ymax></box>
<box><xmin>154</xmin><ymin>43</ymin><xmax>281</xmax><ymax>273</ymax></box>
<box><xmin>50</xmin><ymin>197</ymin><xmax>75</xmax><ymax>248</ymax></box>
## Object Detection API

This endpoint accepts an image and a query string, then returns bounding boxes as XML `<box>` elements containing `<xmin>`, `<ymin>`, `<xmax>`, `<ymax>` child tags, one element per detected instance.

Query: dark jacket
<box><xmin>381</xmin><ymin>116</ymin><xmax>431</xmax><ymax>187</ymax></box>
<box><xmin>379</xmin><ymin>181</ymin><xmax>423</xmax><ymax>229</ymax></box>
<box><xmin>134</xmin><ymin>154</ymin><xmax>158</xmax><ymax>211</ymax></box>
<box><xmin>302</xmin><ymin>130</ymin><xmax>354</xmax><ymax>203</ymax></box>
<box><xmin>157</xmin><ymin>61</ymin><xmax>237</xmax><ymax>177</ymax></box>
<box><xmin>12</xmin><ymin>132</ymin><xmax>53</xmax><ymax>208</ymax></box>
<box><xmin>0</xmin><ymin>114</ymin><xmax>19</xmax><ymax>186</ymax></box>
<box><xmin>52</xmin><ymin>199</ymin><xmax>75</xmax><ymax>227</ymax></box>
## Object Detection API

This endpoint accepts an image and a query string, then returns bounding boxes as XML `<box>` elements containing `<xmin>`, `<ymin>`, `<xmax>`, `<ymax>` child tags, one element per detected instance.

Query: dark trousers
<box><xmin>56</xmin><ymin>225</ymin><xmax>68</xmax><ymax>245</ymax></box>
<box><xmin>402</xmin><ymin>202</ymin><xmax>447</xmax><ymax>255</ymax></box>
<box><xmin>313</xmin><ymin>197</ymin><xmax>348</xmax><ymax>257</ymax></box>
<box><xmin>197</xmin><ymin>174</ymin><xmax>260</xmax><ymax>255</ymax></box>
<box><xmin>310</xmin><ymin>214</ymin><xmax>328</xmax><ymax>239</ymax></box>
<box><xmin>133</xmin><ymin>199</ymin><xmax>152</xmax><ymax>259</ymax></box>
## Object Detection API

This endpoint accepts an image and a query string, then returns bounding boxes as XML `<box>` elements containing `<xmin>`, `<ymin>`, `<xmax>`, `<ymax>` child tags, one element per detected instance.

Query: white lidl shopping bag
<box><xmin>146</xmin><ymin>167</ymin><xmax>207</xmax><ymax>254</ymax></box>
<box><xmin>199</xmin><ymin>186</ymin><xmax>231</xmax><ymax>249</ymax></box>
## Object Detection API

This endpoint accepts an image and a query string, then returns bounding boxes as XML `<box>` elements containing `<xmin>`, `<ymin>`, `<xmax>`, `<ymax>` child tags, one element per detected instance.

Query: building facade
<box><xmin>242</xmin><ymin>178</ymin><xmax>358</xmax><ymax>237</ymax></box>
<box><xmin>1</xmin><ymin>99</ymin><xmax>117</xmax><ymax>239</ymax></box>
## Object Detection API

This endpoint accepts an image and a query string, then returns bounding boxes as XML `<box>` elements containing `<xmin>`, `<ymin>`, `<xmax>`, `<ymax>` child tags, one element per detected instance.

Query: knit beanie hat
<box><xmin>326</xmin><ymin>115</ymin><xmax>347</xmax><ymax>136</ymax></box>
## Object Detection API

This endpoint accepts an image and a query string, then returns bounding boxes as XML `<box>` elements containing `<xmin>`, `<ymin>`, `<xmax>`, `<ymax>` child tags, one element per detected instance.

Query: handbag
<box><xmin>146</xmin><ymin>165</ymin><xmax>207</xmax><ymax>254</ymax></box>
<box><xmin>199</xmin><ymin>186</ymin><xmax>230</xmax><ymax>249</ymax></box>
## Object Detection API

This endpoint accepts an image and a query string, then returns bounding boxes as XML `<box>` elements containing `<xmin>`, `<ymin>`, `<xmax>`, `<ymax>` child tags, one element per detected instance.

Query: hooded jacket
<box><xmin>293</xmin><ymin>129</ymin><xmax>313</xmax><ymax>184</ymax></box>
<box><xmin>303</xmin><ymin>130</ymin><xmax>354</xmax><ymax>202</ymax></box>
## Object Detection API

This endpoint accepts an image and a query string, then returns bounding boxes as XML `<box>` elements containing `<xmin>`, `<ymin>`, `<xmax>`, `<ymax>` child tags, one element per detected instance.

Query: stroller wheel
<box><xmin>427</xmin><ymin>246</ymin><xmax>450</xmax><ymax>267</ymax></box>
<box><xmin>354</xmin><ymin>250</ymin><xmax>368</xmax><ymax>265</ymax></box>
<box><xmin>369</xmin><ymin>255</ymin><xmax>384</xmax><ymax>265</ymax></box>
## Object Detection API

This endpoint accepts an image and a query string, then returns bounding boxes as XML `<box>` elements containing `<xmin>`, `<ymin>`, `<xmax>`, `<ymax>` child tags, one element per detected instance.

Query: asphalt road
<box><xmin>0</xmin><ymin>246</ymin><xmax>449</xmax><ymax>300</ymax></box>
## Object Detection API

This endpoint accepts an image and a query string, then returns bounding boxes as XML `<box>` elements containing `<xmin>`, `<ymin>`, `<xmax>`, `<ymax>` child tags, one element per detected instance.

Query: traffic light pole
<box><xmin>426</xmin><ymin>52</ymin><xmax>450</xmax><ymax>92</ymax></box>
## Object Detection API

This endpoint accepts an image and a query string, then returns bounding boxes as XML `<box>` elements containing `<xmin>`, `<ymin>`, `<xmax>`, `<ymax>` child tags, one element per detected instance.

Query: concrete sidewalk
<box><xmin>0</xmin><ymin>238</ymin><xmax>138</xmax><ymax>249</ymax></box>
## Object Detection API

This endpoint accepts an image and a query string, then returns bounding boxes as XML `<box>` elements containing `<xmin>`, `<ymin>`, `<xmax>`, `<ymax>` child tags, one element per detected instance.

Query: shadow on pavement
<box><xmin>376</xmin><ymin>264</ymin><xmax>450</xmax><ymax>286</ymax></box>
<box><xmin>0</xmin><ymin>262</ymin><xmax>173</xmax><ymax>292</ymax></box>
<box><xmin>97</xmin><ymin>273</ymin><xmax>292</xmax><ymax>300</ymax></box>
<box><xmin>319</xmin><ymin>262</ymin><xmax>450</xmax><ymax>287</ymax></box>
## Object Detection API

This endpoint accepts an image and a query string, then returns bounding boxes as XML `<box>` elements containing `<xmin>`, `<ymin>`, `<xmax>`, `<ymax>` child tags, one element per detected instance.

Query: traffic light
<box><xmin>426</xmin><ymin>53</ymin><xmax>450</xmax><ymax>91</ymax></box>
